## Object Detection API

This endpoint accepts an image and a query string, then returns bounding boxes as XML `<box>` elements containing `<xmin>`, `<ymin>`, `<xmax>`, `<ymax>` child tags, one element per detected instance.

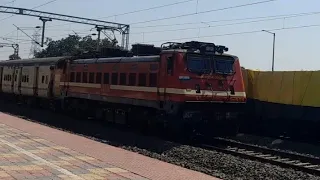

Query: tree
<box><xmin>34</xmin><ymin>35</ymin><xmax>116</xmax><ymax>58</ymax></box>
<box><xmin>9</xmin><ymin>54</ymin><xmax>21</xmax><ymax>60</ymax></box>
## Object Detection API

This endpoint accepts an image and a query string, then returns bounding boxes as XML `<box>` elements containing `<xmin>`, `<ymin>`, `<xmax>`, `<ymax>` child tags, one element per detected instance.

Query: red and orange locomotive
<box><xmin>0</xmin><ymin>41</ymin><xmax>246</xmax><ymax>137</ymax></box>
<box><xmin>60</xmin><ymin>41</ymin><xmax>246</xmax><ymax>136</ymax></box>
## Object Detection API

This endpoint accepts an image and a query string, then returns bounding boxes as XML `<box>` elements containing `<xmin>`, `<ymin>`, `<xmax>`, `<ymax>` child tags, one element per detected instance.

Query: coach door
<box><xmin>34</xmin><ymin>66</ymin><xmax>39</xmax><ymax>96</ymax></box>
<box><xmin>13</xmin><ymin>67</ymin><xmax>21</xmax><ymax>94</ymax></box>
<box><xmin>158</xmin><ymin>53</ymin><xmax>174</xmax><ymax>106</ymax></box>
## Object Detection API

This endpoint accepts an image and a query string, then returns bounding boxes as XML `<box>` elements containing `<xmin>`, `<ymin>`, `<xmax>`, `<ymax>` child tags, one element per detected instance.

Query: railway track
<box><xmin>202</xmin><ymin>137</ymin><xmax>320</xmax><ymax>176</ymax></box>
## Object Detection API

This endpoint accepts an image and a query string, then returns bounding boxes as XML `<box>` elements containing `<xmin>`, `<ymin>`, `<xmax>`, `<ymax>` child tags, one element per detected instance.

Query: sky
<box><xmin>0</xmin><ymin>0</ymin><xmax>319</xmax><ymax>71</ymax></box>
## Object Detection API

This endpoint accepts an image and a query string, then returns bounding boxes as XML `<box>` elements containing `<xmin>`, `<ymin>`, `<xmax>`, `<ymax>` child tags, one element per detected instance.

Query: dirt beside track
<box><xmin>0</xmin><ymin>101</ymin><xmax>319</xmax><ymax>180</ymax></box>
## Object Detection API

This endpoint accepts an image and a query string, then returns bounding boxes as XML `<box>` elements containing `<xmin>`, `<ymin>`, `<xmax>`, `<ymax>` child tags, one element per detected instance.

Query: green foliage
<box><xmin>34</xmin><ymin>35</ymin><xmax>116</xmax><ymax>58</ymax></box>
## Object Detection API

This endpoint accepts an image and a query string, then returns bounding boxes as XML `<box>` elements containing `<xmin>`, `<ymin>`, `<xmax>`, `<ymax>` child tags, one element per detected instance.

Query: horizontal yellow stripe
<box><xmin>60</xmin><ymin>82</ymin><xmax>246</xmax><ymax>97</ymax></box>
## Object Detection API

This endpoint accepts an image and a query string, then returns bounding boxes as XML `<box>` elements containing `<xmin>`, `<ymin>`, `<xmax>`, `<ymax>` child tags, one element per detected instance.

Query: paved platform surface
<box><xmin>0</xmin><ymin>112</ymin><xmax>220</xmax><ymax>180</ymax></box>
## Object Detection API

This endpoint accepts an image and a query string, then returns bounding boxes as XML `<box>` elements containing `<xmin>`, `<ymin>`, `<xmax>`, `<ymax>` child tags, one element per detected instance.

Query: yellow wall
<box><xmin>242</xmin><ymin>69</ymin><xmax>320</xmax><ymax>107</ymax></box>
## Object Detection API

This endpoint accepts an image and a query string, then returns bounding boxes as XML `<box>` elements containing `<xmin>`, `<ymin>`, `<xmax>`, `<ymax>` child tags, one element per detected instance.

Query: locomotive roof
<box><xmin>72</xmin><ymin>55</ymin><xmax>160</xmax><ymax>64</ymax></box>
<box><xmin>161</xmin><ymin>49</ymin><xmax>239</xmax><ymax>59</ymax></box>
<box><xmin>71</xmin><ymin>51</ymin><xmax>238</xmax><ymax>65</ymax></box>
<box><xmin>0</xmin><ymin>56</ymin><xmax>69</xmax><ymax>66</ymax></box>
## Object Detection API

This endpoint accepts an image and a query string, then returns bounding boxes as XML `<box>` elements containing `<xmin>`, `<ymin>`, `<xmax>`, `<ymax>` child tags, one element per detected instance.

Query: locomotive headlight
<box><xmin>195</xmin><ymin>84</ymin><xmax>201</xmax><ymax>93</ymax></box>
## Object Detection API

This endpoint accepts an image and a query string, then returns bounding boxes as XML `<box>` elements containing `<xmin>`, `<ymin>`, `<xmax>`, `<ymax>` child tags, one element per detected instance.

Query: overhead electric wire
<box><xmin>47</xmin><ymin>0</ymin><xmax>196</xmax><ymax>28</ymax></box>
<box><xmin>130</xmin><ymin>0</ymin><xmax>279</xmax><ymax>25</ymax></box>
<box><xmin>31</xmin><ymin>0</ymin><xmax>58</xmax><ymax>9</ymax></box>
<box><xmin>0</xmin><ymin>0</ymin><xmax>58</xmax><ymax>21</ymax></box>
<box><xmin>140</xmin><ymin>23</ymin><xmax>320</xmax><ymax>44</ymax></box>
<box><xmin>102</xmin><ymin>0</ymin><xmax>195</xmax><ymax>19</ymax></box>
<box><xmin>41</xmin><ymin>10</ymin><xmax>320</xmax><ymax>35</ymax></box>
<box><xmin>1</xmin><ymin>0</ymin><xmax>16</xmax><ymax>5</ymax></box>
<box><xmin>131</xmin><ymin>11</ymin><xmax>320</xmax><ymax>35</ymax></box>
<box><xmin>132</xmin><ymin>11</ymin><xmax>320</xmax><ymax>29</ymax></box>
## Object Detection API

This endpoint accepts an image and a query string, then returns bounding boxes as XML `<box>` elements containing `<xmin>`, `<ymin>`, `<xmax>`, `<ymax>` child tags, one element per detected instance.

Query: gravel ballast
<box><xmin>0</xmin><ymin>101</ymin><xmax>319</xmax><ymax>180</ymax></box>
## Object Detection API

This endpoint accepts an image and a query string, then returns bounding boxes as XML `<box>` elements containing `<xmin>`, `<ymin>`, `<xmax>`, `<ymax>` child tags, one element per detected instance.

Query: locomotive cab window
<box><xmin>214</xmin><ymin>56</ymin><xmax>235</xmax><ymax>75</ymax></box>
<box><xmin>186</xmin><ymin>54</ymin><xmax>211</xmax><ymax>74</ymax></box>
<box><xmin>138</xmin><ymin>73</ymin><xmax>147</xmax><ymax>86</ymax></box>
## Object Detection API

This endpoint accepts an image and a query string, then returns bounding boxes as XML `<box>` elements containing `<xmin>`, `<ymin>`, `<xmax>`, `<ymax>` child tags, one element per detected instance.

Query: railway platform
<box><xmin>0</xmin><ymin>112</ymin><xmax>219</xmax><ymax>180</ymax></box>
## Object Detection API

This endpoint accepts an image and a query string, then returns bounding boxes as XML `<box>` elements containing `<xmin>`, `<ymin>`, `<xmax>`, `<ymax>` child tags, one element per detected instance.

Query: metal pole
<box><xmin>272</xmin><ymin>33</ymin><xmax>275</xmax><ymax>72</ymax></box>
<box><xmin>96</xmin><ymin>27</ymin><xmax>101</xmax><ymax>51</ymax></box>
<box><xmin>262</xmin><ymin>30</ymin><xmax>276</xmax><ymax>72</ymax></box>
<box><xmin>39</xmin><ymin>17</ymin><xmax>52</xmax><ymax>47</ymax></box>
<box><xmin>41</xmin><ymin>20</ymin><xmax>46</xmax><ymax>47</ymax></box>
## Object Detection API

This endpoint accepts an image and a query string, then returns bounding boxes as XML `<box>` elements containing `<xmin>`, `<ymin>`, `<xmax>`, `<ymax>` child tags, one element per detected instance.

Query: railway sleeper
<box><xmin>305</xmin><ymin>165</ymin><xmax>319</xmax><ymax>168</ymax></box>
<box><xmin>256</xmin><ymin>154</ymin><xmax>272</xmax><ymax>158</ymax></box>
<box><xmin>295</xmin><ymin>162</ymin><xmax>311</xmax><ymax>166</ymax></box>
<box><xmin>264</xmin><ymin>156</ymin><xmax>278</xmax><ymax>160</ymax></box>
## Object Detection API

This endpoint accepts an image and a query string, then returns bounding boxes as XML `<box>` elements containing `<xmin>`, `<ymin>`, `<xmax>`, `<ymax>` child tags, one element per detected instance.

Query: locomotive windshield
<box><xmin>186</xmin><ymin>54</ymin><xmax>212</xmax><ymax>74</ymax></box>
<box><xmin>186</xmin><ymin>54</ymin><xmax>235</xmax><ymax>74</ymax></box>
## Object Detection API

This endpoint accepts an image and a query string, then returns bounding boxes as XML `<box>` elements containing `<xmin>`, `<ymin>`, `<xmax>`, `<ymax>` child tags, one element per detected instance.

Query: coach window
<box><xmin>128</xmin><ymin>73</ymin><xmax>136</xmax><ymax>86</ymax></box>
<box><xmin>14</xmin><ymin>74</ymin><xmax>17</xmax><ymax>82</ymax></box>
<box><xmin>82</xmin><ymin>72</ymin><xmax>88</xmax><ymax>83</ymax></box>
<box><xmin>111</xmin><ymin>73</ymin><xmax>118</xmax><ymax>85</ymax></box>
<box><xmin>149</xmin><ymin>73</ymin><xmax>157</xmax><ymax>87</ymax></box>
<box><xmin>42</xmin><ymin>76</ymin><xmax>45</xmax><ymax>83</ymax></box>
<box><xmin>103</xmin><ymin>73</ymin><xmax>109</xmax><ymax>84</ymax></box>
<box><xmin>96</xmin><ymin>72</ymin><xmax>102</xmax><ymax>84</ymax></box>
<box><xmin>119</xmin><ymin>73</ymin><xmax>126</xmax><ymax>85</ymax></box>
<box><xmin>45</xmin><ymin>75</ymin><xmax>48</xmax><ymax>84</ymax></box>
<box><xmin>89</xmin><ymin>72</ymin><xmax>94</xmax><ymax>83</ymax></box>
<box><xmin>70</xmin><ymin>72</ymin><xmax>75</xmax><ymax>82</ymax></box>
<box><xmin>138</xmin><ymin>73</ymin><xmax>147</xmax><ymax>86</ymax></box>
<box><xmin>76</xmin><ymin>72</ymin><xmax>81</xmax><ymax>83</ymax></box>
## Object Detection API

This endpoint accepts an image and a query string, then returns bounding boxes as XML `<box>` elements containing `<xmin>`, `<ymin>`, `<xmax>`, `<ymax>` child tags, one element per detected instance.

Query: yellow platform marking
<box><xmin>88</xmin><ymin>168</ymin><xmax>111</xmax><ymax>175</ymax></box>
<box><xmin>78</xmin><ymin>174</ymin><xmax>105</xmax><ymax>180</ymax></box>
<box><xmin>0</xmin><ymin>165</ymin><xmax>43</xmax><ymax>171</ymax></box>
<box><xmin>28</xmin><ymin>149</ymin><xmax>48</xmax><ymax>154</ymax></box>
<box><xmin>105</xmin><ymin>167</ymin><xmax>128</xmax><ymax>173</ymax></box>
<box><xmin>0</xmin><ymin>139</ymin><xmax>85</xmax><ymax>180</ymax></box>
<box><xmin>52</xmin><ymin>146</ymin><xmax>70</xmax><ymax>150</ymax></box>
<box><xmin>0</xmin><ymin>153</ymin><xmax>20</xmax><ymax>158</ymax></box>
<box><xmin>32</xmin><ymin>138</ymin><xmax>50</xmax><ymax>143</ymax></box>
<box><xmin>0</xmin><ymin>171</ymin><xmax>10</xmax><ymax>178</ymax></box>
<box><xmin>59</xmin><ymin>156</ymin><xmax>77</xmax><ymax>161</ymax></box>
<box><xmin>75</xmin><ymin>156</ymin><xmax>96</xmax><ymax>161</ymax></box>
<box><xmin>12</xmin><ymin>141</ymin><xmax>28</xmax><ymax>145</ymax></box>
<box><xmin>50</xmin><ymin>160</ymin><xmax>73</xmax><ymax>166</ymax></box>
